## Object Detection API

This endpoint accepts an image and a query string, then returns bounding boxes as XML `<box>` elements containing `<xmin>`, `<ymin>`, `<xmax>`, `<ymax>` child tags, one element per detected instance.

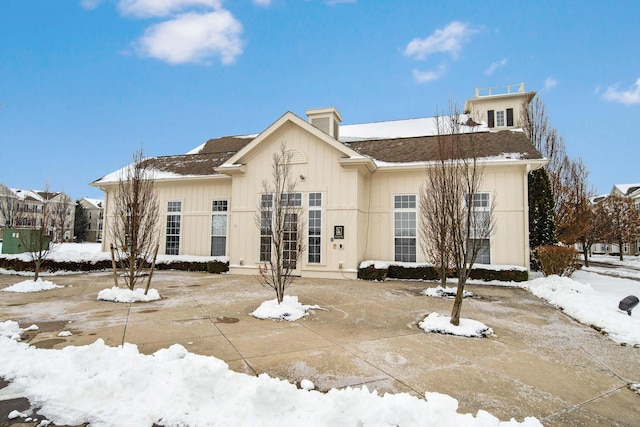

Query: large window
<box><xmin>211</xmin><ymin>200</ymin><xmax>228</xmax><ymax>256</ymax></box>
<box><xmin>259</xmin><ymin>194</ymin><xmax>273</xmax><ymax>262</ymax></box>
<box><xmin>467</xmin><ymin>193</ymin><xmax>491</xmax><ymax>264</ymax></box>
<box><xmin>394</xmin><ymin>194</ymin><xmax>417</xmax><ymax>262</ymax></box>
<box><xmin>165</xmin><ymin>201</ymin><xmax>181</xmax><ymax>255</ymax></box>
<box><xmin>259</xmin><ymin>193</ymin><xmax>302</xmax><ymax>264</ymax></box>
<box><xmin>308</xmin><ymin>193</ymin><xmax>322</xmax><ymax>263</ymax></box>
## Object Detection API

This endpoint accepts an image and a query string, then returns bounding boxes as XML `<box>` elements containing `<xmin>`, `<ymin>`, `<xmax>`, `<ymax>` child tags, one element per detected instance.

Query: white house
<box><xmin>93</xmin><ymin>85</ymin><xmax>545</xmax><ymax>279</ymax></box>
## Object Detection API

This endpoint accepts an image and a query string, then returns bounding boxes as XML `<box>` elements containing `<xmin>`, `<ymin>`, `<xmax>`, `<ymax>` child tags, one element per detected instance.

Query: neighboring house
<box><xmin>0</xmin><ymin>185</ymin><xmax>75</xmax><ymax>243</ymax></box>
<box><xmin>590</xmin><ymin>183</ymin><xmax>640</xmax><ymax>256</ymax></box>
<box><xmin>79</xmin><ymin>198</ymin><xmax>104</xmax><ymax>243</ymax></box>
<box><xmin>92</xmin><ymin>85</ymin><xmax>546</xmax><ymax>279</ymax></box>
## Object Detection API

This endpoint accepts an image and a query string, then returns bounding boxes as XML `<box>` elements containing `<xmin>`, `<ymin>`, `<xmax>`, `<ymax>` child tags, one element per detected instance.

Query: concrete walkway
<box><xmin>1</xmin><ymin>271</ymin><xmax>639</xmax><ymax>426</ymax></box>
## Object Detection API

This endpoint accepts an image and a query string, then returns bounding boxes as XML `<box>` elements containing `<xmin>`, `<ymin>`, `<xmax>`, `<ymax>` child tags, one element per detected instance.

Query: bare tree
<box><xmin>109</xmin><ymin>148</ymin><xmax>160</xmax><ymax>292</ymax></box>
<box><xmin>17</xmin><ymin>183</ymin><xmax>58</xmax><ymax>281</ymax></box>
<box><xmin>256</xmin><ymin>144</ymin><xmax>306</xmax><ymax>304</ymax></box>
<box><xmin>420</xmin><ymin>106</ymin><xmax>495</xmax><ymax>326</ymax></box>
<box><xmin>0</xmin><ymin>183</ymin><xmax>19</xmax><ymax>230</ymax></box>
<box><xmin>555</xmin><ymin>158</ymin><xmax>595</xmax><ymax>263</ymax></box>
<box><xmin>594</xmin><ymin>193</ymin><xmax>640</xmax><ymax>261</ymax></box>
<box><xmin>45</xmin><ymin>191</ymin><xmax>73</xmax><ymax>243</ymax></box>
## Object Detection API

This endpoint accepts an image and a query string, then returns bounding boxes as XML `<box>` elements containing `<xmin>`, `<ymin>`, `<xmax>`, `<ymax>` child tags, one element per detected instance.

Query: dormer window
<box><xmin>487</xmin><ymin>108</ymin><xmax>514</xmax><ymax>128</ymax></box>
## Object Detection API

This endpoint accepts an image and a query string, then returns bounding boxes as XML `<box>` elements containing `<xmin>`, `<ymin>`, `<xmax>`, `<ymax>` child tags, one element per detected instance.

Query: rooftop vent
<box><xmin>306</xmin><ymin>107</ymin><xmax>342</xmax><ymax>140</ymax></box>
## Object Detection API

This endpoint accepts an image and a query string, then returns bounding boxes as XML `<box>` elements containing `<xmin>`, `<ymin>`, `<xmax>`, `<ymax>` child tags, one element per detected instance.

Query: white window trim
<box><xmin>211</xmin><ymin>199</ymin><xmax>228</xmax><ymax>257</ymax></box>
<box><xmin>165</xmin><ymin>200</ymin><xmax>182</xmax><ymax>255</ymax></box>
<box><xmin>393</xmin><ymin>194</ymin><xmax>417</xmax><ymax>263</ymax></box>
<box><xmin>308</xmin><ymin>192</ymin><xmax>323</xmax><ymax>265</ymax></box>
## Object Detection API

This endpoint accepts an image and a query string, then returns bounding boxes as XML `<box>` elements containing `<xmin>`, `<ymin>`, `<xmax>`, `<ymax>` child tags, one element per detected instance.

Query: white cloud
<box><xmin>80</xmin><ymin>0</ymin><xmax>103</xmax><ymax>9</ymax></box>
<box><xmin>404</xmin><ymin>21</ymin><xmax>476</xmax><ymax>60</ymax></box>
<box><xmin>544</xmin><ymin>76</ymin><xmax>558</xmax><ymax>89</ymax></box>
<box><xmin>602</xmin><ymin>78</ymin><xmax>640</xmax><ymax>105</ymax></box>
<box><xmin>118</xmin><ymin>0</ymin><xmax>221</xmax><ymax>18</ymax></box>
<box><xmin>134</xmin><ymin>11</ymin><xmax>243</xmax><ymax>65</ymax></box>
<box><xmin>412</xmin><ymin>65</ymin><xmax>445</xmax><ymax>84</ymax></box>
<box><xmin>485</xmin><ymin>58</ymin><xmax>507</xmax><ymax>76</ymax></box>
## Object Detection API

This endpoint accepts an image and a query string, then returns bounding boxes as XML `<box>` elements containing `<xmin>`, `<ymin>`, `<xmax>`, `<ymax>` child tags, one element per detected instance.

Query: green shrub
<box><xmin>358</xmin><ymin>265</ymin><xmax>387</xmax><ymax>281</ymax></box>
<box><xmin>387</xmin><ymin>264</ymin><xmax>439</xmax><ymax>280</ymax></box>
<box><xmin>535</xmin><ymin>245</ymin><xmax>580</xmax><ymax>277</ymax></box>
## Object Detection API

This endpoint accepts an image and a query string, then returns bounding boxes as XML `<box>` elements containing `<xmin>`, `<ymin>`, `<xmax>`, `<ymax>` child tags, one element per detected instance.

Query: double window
<box><xmin>211</xmin><ymin>200</ymin><xmax>228</xmax><ymax>256</ymax></box>
<box><xmin>394</xmin><ymin>195</ymin><xmax>417</xmax><ymax>262</ymax></box>
<box><xmin>259</xmin><ymin>192</ymin><xmax>306</xmax><ymax>266</ymax></box>
<box><xmin>165</xmin><ymin>201</ymin><xmax>181</xmax><ymax>255</ymax></box>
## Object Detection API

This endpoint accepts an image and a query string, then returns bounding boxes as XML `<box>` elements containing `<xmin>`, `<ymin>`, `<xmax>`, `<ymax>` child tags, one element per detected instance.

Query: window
<box><xmin>211</xmin><ymin>200</ymin><xmax>228</xmax><ymax>256</ymax></box>
<box><xmin>394</xmin><ymin>195</ymin><xmax>416</xmax><ymax>262</ymax></box>
<box><xmin>308</xmin><ymin>193</ymin><xmax>322</xmax><ymax>263</ymax></box>
<box><xmin>487</xmin><ymin>108</ymin><xmax>513</xmax><ymax>128</ymax></box>
<box><xmin>165</xmin><ymin>201</ymin><xmax>181</xmax><ymax>255</ymax></box>
<box><xmin>260</xmin><ymin>194</ymin><xmax>273</xmax><ymax>262</ymax></box>
<box><xmin>467</xmin><ymin>193</ymin><xmax>491</xmax><ymax>264</ymax></box>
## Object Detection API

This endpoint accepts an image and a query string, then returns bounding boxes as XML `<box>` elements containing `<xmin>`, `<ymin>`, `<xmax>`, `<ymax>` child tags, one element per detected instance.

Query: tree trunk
<box><xmin>450</xmin><ymin>284</ymin><xmax>464</xmax><ymax>326</ymax></box>
<box><xmin>619</xmin><ymin>239</ymin><xmax>624</xmax><ymax>261</ymax></box>
<box><xmin>581</xmin><ymin>243</ymin><xmax>590</xmax><ymax>268</ymax></box>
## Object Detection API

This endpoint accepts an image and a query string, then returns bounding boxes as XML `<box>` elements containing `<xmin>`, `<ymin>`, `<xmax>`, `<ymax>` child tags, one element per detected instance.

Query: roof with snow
<box><xmin>93</xmin><ymin>114</ymin><xmax>542</xmax><ymax>184</ymax></box>
<box><xmin>81</xmin><ymin>198</ymin><xmax>104</xmax><ymax>209</ymax></box>
<box><xmin>613</xmin><ymin>183</ymin><xmax>640</xmax><ymax>197</ymax></box>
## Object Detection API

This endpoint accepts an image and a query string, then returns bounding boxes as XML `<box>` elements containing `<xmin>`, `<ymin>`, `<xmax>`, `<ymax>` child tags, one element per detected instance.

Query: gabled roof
<box><xmin>80</xmin><ymin>198</ymin><xmax>104</xmax><ymax>209</ymax></box>
<box><xmin>219</xmin><ymin>111</ymin><xmax>362</xmax><ymax>168</ymax></box>
<box><xmin>93</xmin><ymin>110</ymin><xmax>545</xmax><ymax>184</ymax></box>
<box><xmin>612</xmin><ymin>183</ymin><xmax>640</xmax><ymax>197</ymax></box>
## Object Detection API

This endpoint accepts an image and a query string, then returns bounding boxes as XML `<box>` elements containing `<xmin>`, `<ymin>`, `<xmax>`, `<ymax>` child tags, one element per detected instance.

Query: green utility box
<box><xmin>1</xmin><ymin>228</ymin><xmax>51</xmax><ymax>254</ymax></box>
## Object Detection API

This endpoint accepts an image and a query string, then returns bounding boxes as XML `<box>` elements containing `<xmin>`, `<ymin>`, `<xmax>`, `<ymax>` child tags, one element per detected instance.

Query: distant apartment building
<box><xmin>0</xmin><ymin>183</ymin><xmax>75</xmax><ymax>242</ymax></box>
<box><xmin>79</xmin><ymin>198</ymin><xmax>104</xmax><ymax>242</ymax></box>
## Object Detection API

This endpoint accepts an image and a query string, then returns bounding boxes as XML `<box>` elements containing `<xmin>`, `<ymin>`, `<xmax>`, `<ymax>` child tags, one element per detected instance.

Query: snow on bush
<box><xmin>419</xmin><ymin>313</ymin><xmax>494</xmax><ymax>338</ymax></box>
<box><xmin>250</xmin><ymin>295</ymin><xmax>322</xmax><ymax>321</ymax></box>
<box><xmin>423</xmin><ymin>286</ymin><xmax>474</xmax><ymax>299</ymax></box>
<box><xmin>2</xmin><ymin>279</ymin><xmax>63</xmax><ymax>293</ymax></box>
<box><xmin>97</xmin><ymin>287</ymin><xmax>161</xmax><ymax>303</ymax></box>
<box><xmin>0</xmin><ymin>333</ymin><xmax>541</xmax><ymax>426</ymax></box>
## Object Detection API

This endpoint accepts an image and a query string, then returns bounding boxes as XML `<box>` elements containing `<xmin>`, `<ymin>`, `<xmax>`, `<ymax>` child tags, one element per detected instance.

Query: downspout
<box><xmin>523</xmin><ymin>164</ymin><xmax>531</xmax><ymax>271</ymax></box>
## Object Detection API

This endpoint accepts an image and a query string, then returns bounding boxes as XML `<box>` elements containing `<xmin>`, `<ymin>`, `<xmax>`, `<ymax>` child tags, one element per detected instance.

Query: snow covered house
<box><xmin>92</xmin><ymin>85</ymin><xmax>546</xmax><ymax>279</ymax></box>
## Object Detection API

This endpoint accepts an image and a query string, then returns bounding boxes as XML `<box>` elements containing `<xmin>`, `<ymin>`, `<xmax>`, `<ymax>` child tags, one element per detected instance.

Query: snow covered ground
<box><xmin>1</xmin><ymin>244</ymin><xmax>639</xmax><ymax>425</ymax></box>
<box><xmin>0</xmin><ymin>321</ymin><xmax>541</xmax><ymax>427</ymax></box>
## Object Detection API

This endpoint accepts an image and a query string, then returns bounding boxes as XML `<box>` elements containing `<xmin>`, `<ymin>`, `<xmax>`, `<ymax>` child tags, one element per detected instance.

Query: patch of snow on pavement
<box><xmin>250</xmin><ymin>295</ymin><xmax>322</xmax><ymax>321</ymax></box>
<box><xmin>423</xmin><ymin>285</ymin><xmax>474</xmax><ymax>299</ymax></box>
<box><xmin>2</xmin><ymin>279</ymin><xmax>63</xmax><ymax>293</ymax></box>
<box><xmin>419</xmin><ymin>313</ymin><xmax>494</xmax><ymax>338</ymax></box>
<box><xmin>97</xmin><ymin>287</ymin><xmax>161</xmax><ymax>303</ymax></box>
<box><xmin>0</xmin><ymin>329</ymin><xmax>541</xmax><ymax>427</ymax></box>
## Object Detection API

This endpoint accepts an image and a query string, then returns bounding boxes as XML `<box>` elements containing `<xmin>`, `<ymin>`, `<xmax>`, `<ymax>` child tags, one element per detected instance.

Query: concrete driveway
<box><xmin>1</xmin><ymin>271</ymin><xmax>639</xmax><ymax>426</ymax></box>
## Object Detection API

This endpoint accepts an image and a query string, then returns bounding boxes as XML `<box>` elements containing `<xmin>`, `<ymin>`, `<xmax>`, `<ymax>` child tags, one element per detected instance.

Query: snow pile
<box><xmin>423</xmin><ymin>286</ymin><xmax>474</xmax><ymax>299</ymax></box>
<box><xmin>631</xmin><ymin>384</ymin><xmax>640</xmax><ymax>395</ymax></box>
<box><xmin>0</xmin><ymin>320</ymin><xmax>38</xmax><ymax>341</ymax></box>
<box><xmin>0</xmin><ymin>334</ymin><xmax>541</xmax><ymax>426</ymax></box>
<box><xmin>97</xmin><ymin>287</ymin><xmax>161</xmax><ymax>303</ymax></box>
<box><xmin>250</xmin><ymin>295</ymin><xmax>322</xmax><ymax>321</ymax></box>
<box><xmin>419</xmin><ymin>313</ymin><xmax>494</xmax><ymax>338</ymax></box>
<box><xmin>58</xmin><ymin>331</ymin><xmax>73</xmax><ymax>337</ymax></box>
<box><xmin>1</xmin><ymin>278</ymin><xmax>63</xmax><ymax>293</ymax></box>
<box><xmin>522</xmin><ymin>274</ymin><xmax>640</xmax><ymax>346</ymax></box>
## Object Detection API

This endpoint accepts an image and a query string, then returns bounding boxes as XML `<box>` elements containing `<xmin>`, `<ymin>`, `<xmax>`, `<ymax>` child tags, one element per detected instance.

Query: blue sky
<box><xmin>1</xmin><ymin>0</ymin><xmax>639</xmax><ymax>200</ymax></box>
